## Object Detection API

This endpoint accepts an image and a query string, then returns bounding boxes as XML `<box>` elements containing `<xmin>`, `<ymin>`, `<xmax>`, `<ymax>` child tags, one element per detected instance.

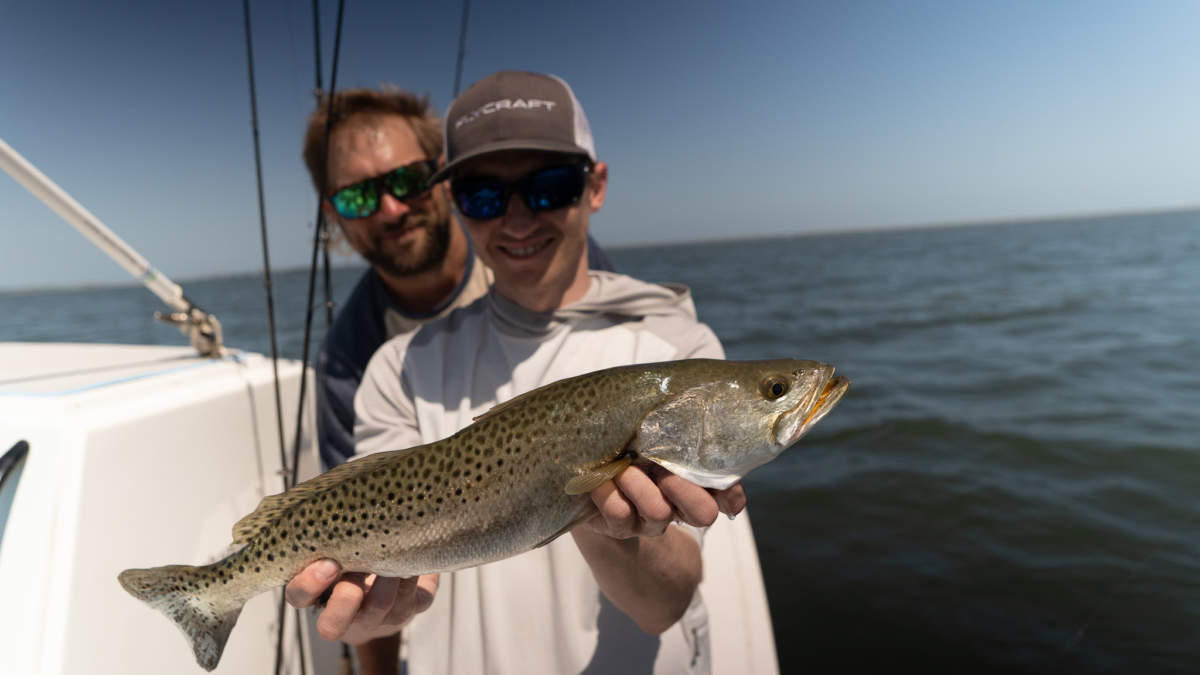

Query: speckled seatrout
<box><xmin>119</xmin><ymin>358</ymin><xmax>849</xmax><ymax>670</ymax></box>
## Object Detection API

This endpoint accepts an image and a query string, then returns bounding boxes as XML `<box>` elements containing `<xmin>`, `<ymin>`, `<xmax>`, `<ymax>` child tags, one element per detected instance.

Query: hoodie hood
<box><xmin>489</xmin><ymin>271</ymin><xmax>699</xmax><ymax>337</ymax></box>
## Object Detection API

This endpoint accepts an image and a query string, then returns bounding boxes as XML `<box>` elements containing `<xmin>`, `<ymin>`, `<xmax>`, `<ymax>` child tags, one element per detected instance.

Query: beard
<box><xmin>360</xmin><ymin>196</ymin><xmax>453</xmax><ymax>278</ymax></box>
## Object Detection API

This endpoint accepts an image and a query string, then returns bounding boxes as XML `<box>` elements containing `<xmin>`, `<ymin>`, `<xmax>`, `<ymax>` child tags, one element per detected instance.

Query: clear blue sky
<box><xmin>2</xmin><ymin>0</ymin><xmax>1197</xmax><ymax>290</ymax></box>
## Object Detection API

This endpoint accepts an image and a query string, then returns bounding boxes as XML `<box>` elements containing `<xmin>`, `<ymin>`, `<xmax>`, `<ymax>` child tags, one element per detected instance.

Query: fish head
<box><xmin>637</xmin><ymin>359</ymin><xmax>850</xmax><ymax>489</ymax></box>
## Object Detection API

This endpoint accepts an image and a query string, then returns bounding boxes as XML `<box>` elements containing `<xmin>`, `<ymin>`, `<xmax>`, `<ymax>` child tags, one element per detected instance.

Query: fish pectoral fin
<box><xmin>533</xmin><ymin>502</ymin><xmax>599</xmax><ymax>549</ymax></box>
<box><xmin>563</xmin><ymin>455</ymin><xmax>632</xmax><ymax>495</ymax></box>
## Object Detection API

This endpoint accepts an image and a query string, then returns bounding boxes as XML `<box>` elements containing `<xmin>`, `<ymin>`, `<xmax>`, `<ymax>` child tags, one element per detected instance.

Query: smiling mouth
<box><xmin>382</xmin><ymin>219</ymin><xmax>423</xmax><ymax>237</ymax></box>
<box><xmin>500</xmin><ymin>238</ymin><xmax>553</xmax><ymax>258</ymax></box>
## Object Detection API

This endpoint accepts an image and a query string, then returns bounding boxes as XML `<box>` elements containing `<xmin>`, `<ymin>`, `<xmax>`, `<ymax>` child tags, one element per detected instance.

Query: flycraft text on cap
<box><xmin>430</xmin><ymin>71</ymin><xmax>596</xmax><ymax>183</ymax></box>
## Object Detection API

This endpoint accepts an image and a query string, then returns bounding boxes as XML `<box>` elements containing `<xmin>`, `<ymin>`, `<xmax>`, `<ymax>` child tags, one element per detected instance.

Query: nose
<box><xmin>499</xmin><ymin>194</ymin><xmax>538</xmax><ymax>237</ymax></box>
<box><xmin>376</xmin><ymin>191</ymin><xmax>413</xmax><ymax>219</ymax></box>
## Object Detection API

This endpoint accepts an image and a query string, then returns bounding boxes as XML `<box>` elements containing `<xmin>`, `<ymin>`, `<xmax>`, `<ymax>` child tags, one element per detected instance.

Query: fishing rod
<box><xmin>0</xmin><ymin>137</ymin><xmax>223</xmax><ymax>357</ymax></box>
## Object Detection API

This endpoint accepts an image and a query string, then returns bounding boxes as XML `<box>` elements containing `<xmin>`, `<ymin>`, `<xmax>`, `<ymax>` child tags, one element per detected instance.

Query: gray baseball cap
<box><xmin>429</xmin><ymin>70</ymin><xmax>596</xmax><ymax>184</ymax></box>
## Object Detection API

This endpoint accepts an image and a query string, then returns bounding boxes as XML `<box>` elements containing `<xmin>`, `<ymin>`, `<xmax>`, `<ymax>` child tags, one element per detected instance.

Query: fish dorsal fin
<box><xmin>231</xmin><ymin>448</ymin><xmax>410</xmax><ymax>545</ymax></box>
<box><xmin>563</xmin><ymin>455</ymin><xmax>632</xmax><ymax>496</ymax></box>
<box><xmin>470</xmin><ymin>387</ymin><xmax>545</xmax><ymax>423</ymax></box>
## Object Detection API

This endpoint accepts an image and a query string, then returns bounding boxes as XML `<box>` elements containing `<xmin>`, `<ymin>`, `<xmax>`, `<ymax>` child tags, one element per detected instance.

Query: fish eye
<box><xmin>761</xmin><ymin>376</ymin><xmax>789</xmax><ymax>399</ymax></box>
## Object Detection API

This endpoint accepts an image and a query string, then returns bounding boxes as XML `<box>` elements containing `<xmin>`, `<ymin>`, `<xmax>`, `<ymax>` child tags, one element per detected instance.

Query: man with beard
<box><xmin>300</xmin><ymin>87</ymin><xmax>612</xmax><ymax>673</ymax></box>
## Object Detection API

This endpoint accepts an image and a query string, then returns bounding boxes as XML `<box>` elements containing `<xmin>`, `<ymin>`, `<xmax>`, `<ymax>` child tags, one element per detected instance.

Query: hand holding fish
<box><xmin>584</xmin><ymin>463</ymin><xmax>746</xmax><ymax>538</ymax></box>
<box><xmin>284</xmin><ymin>562</ymin><xmax>438</xmax><ymax>644</ymax></box>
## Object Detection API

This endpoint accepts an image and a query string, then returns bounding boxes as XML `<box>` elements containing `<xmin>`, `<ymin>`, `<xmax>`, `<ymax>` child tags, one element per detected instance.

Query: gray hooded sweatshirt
<box><xmin>354</xmin><ymin>271</ymin><xmax>777</xmax><ymax>675</ymax></box>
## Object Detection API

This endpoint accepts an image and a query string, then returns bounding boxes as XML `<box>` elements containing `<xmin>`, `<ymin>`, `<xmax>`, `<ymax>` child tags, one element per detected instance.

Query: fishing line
<box><xmin>239</xmin><ymin>2</ymin><xmax>308</xmax><ymax>671</ymax></box>
<box><xmin>274</xmin><ymin>0</ymin><xmax>347</xmax><ymax>672</ymax></box>
<box><xmin>452</xmin><ymin>0</ymin><xmax>472</xmax><ymax>96</ymax></box>
<box><xmin>312</xmin><ymin>0</ymin><xmax>335</xmax><ymax>328</ymax></box>
<box><xmin>239</xmin><ymin>0</ymin><xmax>288</xmax><ymax>494</ymax></box>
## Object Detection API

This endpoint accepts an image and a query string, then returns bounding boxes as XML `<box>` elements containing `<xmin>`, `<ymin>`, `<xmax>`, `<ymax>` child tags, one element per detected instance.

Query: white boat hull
<box><xmin>0</xmin><ymin>343</ymin><xmax>331</xmax><ymax>674</ymax></box>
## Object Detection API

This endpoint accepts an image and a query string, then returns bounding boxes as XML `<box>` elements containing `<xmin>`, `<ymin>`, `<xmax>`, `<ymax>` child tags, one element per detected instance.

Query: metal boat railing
<box><xmin>0</xmin><ymin>138</ymin><xmax>223</xmax><ymax>356</ymax></box>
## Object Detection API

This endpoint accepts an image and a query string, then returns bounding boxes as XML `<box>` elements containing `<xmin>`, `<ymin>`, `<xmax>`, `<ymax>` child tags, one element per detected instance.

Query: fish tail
<box><xmin>118</xmin><ymin>561</ymin><xmax>248</xmax><ymax>671</ymax></box>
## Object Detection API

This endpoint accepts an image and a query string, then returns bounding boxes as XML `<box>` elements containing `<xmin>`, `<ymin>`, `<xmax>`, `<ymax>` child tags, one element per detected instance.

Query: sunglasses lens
<box><xmin>453</xmin><ymin>181</ymin><xmax>505</xmax><ymax>220</ymax></box>
<box><xmin>525</xmin><ymin>165</ymin><xmax>586</xmax><ymax>211</ymax></box>
<box><xmin>330</xmin><ymin>182</ymin><xmax>378</xmax><ymax>219</ymax></box>
<box><xmin>385</xmin><ymin>162</ymin><xmax>434</xmax><ymax>202</ymax></box>
<box><xmin>329</xmin><ymin>160</ymin><xmax>435</xmax><ymax>219</ymax></box>
<box><xmin>452</xmin><ymin>164</ymin><xmax>588</xmax><ymax>220</ymax></box>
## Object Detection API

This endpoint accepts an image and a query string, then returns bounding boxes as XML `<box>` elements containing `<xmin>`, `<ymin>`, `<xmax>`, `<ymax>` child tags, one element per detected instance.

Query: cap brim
<box><xmin>429</xmin><ymin>139</ymin><xmax>592</xmax><ymax>184</ymax></box>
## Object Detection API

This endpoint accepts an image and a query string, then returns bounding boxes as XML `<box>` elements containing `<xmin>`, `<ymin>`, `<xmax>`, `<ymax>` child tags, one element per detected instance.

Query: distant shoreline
<box><xmin>5</xmin><ymin>204</ymin><xmax>1197</xmax><ymax>294</ymax></box>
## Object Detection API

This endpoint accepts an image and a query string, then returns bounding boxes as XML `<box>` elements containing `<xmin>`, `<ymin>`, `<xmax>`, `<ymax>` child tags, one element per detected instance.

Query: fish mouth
<box><xmin>774</xmin><ymin>368</ymin><xmax>850</xmax><ymax>447</ymax></box>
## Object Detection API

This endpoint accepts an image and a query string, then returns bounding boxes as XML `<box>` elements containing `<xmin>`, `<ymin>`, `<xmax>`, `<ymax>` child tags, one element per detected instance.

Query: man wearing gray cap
<box><xmin>291</xmin><ymin>71</ymin><xmax>776</xmax><ymax>674</ymax></box>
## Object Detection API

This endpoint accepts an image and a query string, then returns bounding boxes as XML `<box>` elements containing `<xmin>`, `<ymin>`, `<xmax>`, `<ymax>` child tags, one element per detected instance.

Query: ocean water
<box><xmin>3</xmin><ymin>210</ymin><xmax>1198</xmax><ymax>673</ymax></box>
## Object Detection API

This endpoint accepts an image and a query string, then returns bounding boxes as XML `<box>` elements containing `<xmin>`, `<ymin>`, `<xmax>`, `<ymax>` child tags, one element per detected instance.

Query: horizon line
<box><xmin>4</xmin><ymin>203</ymin><xmax>1197</xmax><ymax>294</ymax></box>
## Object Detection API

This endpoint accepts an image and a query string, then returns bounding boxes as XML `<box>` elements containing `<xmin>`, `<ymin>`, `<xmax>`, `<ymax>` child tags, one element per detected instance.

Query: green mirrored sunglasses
<box><xmin>328</xmin><ymin>159</ymin><xmax>437</xmax><ymax>219</ymax></box>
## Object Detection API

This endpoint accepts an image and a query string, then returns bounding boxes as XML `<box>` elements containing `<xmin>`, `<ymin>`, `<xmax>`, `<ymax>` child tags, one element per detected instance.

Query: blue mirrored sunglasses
<box><xmin>450</xmin><ymin>163</ymin><xmax>591</xmax><ymax>220</ymax></box>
